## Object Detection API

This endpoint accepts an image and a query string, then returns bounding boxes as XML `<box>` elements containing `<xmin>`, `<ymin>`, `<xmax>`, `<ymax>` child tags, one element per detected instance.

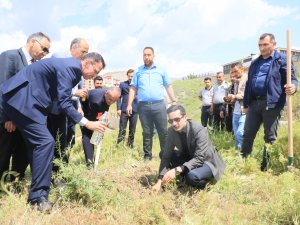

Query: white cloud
<box><xmin>0</xmin><ymin>0</ymin><xmax>298</xmax><ymax>78</ymax></box>
<box><xmin>0</xmin><ymin>0</ymin><xmax>12</xmax><ymax>9</ymax></box>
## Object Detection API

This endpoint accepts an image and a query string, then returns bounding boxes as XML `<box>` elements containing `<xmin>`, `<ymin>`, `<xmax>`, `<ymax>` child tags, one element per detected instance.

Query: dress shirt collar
<box><xmin>22</xmin><ymin>46</ymin><xmax>33</xmax><ymax>65</ymax></box>
<box><xmin>143</xmin><ymin>64</ymin><xmax>157</xmax><ymax>70</ymax></box>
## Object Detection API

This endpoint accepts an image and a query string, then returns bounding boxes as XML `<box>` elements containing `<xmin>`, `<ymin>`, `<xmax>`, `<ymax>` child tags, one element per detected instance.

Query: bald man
<box><xmin>81</xmin><ymin>87</ymin><xmax>121</xmax><ymax>167</ymax></box>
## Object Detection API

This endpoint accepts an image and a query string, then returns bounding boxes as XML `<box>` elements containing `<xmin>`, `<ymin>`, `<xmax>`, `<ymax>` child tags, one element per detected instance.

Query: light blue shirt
<box><xmin>131</xmin><ymin>64</ymin><xmax>170</xmax><ymax>102</ymax></box>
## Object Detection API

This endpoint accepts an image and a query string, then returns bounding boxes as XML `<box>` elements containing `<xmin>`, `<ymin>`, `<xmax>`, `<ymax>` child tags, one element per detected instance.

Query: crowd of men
<box><xmin>198</xmin><ymin>33</ymin><xmax>298</xmax><ymax>172</ymax></box>
<box><xmin>0</xmin><ymin>32</ymin><xmax>298</xmax><ymax>213</ymax></box>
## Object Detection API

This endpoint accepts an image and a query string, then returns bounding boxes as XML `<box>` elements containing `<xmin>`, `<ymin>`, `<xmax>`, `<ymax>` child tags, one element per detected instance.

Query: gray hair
<box><xmin>27</xmin><ymin>32</ymin><xmax>50</xmax><ymax>43</ymax></box>
<box><xmin>259</xmin><ymin>33</ymin><xmax>275</xmax><ymax>42</ymax></box>
<box><xmin>70</xmin><ymin>37</ymin><xmax>84</xmax><ymax>50</ymax></box>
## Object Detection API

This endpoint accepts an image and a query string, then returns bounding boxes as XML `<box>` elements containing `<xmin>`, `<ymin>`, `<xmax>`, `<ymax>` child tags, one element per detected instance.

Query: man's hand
<box><xmin>75</xmin><ymin>89</ymin><xmax>88</xmax><ymax>98</ymax></box>
<box><xmin>285</xmin><ymin>84</ymin><xmax>296</xmax><ymax>95</ymax></box>
<box><xmin>78</xmin><ymin>107</ymin><xmax>84</xmax><ymax>116</ymax></box>
<box><xmin>85</xmin><ymin>120</ymin><xmax>107</xmax><ymax>133</ymax></box>
<box><xmin>117</xmin><ymin>110</ymin><xmax>121</xmax><ymax>117</ymax></box>
<box><xmin>152</xmin><ymin>179</ymin><xmax>162</xmax><ymax>193</ymax></box>
<box><xmin>126</xmin><ymin>105</ymin><xmax>132</xmax><ymax>116</ymax></box>
<box><xmin>242</xmin><ymin>107</ymin><xmax>248</xmax><ymax>114</ymax></box>
<box><xmin>220</xmin><ymin>111</ymin><xmax>224</xmax><ymax>119</ymax></box>
<box><xmin>161</xmin><ymin>169</ymin><xmax>176</xmax><ymax>185</ymax></box>
<box><xmin>4</xmin><ymin>121</ymin><xmax>16</xmax><ymax>132</ymax></box>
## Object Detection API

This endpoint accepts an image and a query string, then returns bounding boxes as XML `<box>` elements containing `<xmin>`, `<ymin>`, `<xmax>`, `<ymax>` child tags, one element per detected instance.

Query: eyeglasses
<box><xmin>168</xmin><ymin>116</ymin><xmax>183</xmax><ymax>124</ymax></box>
<box><xmin>35</xmin><ymin>39</ymin><xmax>49</xmax><ymax>54</ymax></box>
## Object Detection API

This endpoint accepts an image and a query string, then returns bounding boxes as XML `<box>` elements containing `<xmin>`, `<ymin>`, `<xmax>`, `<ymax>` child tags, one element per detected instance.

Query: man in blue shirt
<box><xmin>242</xmin><ymin>33</ymin><xmax>298</xmax><ymax>171</ymax></box>
<box><xmin>127</xmin><ymin>47</ymin><xmax>177</xmax><ymax>161</ymax></box>
<box><xmin>117</xmin><ymin>69</ymin><xmax>138</xmax><ymax>148</ymax></box>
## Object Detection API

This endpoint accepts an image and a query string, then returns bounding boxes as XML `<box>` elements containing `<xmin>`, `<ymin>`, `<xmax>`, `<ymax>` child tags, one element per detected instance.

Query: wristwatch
<box><xmin>175</xmin><ymin>166</ymin><xmax>184</xmax><ymax>175</ymax></box>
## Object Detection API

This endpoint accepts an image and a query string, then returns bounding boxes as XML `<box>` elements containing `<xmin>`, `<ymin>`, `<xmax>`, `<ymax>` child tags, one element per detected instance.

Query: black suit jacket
<box><xmin>0</xmin><ymin>48</ymin><xmax>28</xmax><ymax>122</ymax></box>
<box><xmin>159</xmin><ymin>119</ymin><xmax>226</xmax><ymax>181</ymax></box>
<box><xmin>0</xmin><ymin>48</ymin><xmax>28</xmax><ymax>84</ymax></box>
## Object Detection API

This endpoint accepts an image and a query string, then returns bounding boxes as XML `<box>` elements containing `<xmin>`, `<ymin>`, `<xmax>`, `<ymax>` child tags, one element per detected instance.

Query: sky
<box><xmin>0</xmin><ymin>0</ymin><xmax>299</xmax><ymax>79</ymax></box>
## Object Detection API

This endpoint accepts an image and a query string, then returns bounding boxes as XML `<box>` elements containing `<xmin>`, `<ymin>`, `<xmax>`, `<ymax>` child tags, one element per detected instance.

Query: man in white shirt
<box><xmin>198</xmin><ymin>77</ymin><xmax>213</xmax><ymax>128</ymax></box>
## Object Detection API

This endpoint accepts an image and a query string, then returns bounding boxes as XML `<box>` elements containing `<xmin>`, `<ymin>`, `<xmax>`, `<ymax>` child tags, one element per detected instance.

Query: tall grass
<box><xmin>1</xmin><ymin>76</ymin><xmax>300</xmax><ymax>224</ymax></box>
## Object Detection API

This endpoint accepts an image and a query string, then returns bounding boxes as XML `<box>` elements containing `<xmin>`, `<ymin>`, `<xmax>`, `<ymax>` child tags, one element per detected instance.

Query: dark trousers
<box><xmin>138</xmin><ymin>101</ymin><xmax>167</xmax><ymax>159</ymax></box>
<box><xmin>225</xmin><ymin>104</ymin><xmax>233</xmax><ymax>132</ymax></box>
<box><xmin>4</xmin><ymin>104</ymin><xmax>54</xmax><ymax>201</ymax></box>
<box><xmin>0</xmin><ymin>125</ymin><xmax>28</xmax><ymax>180</ymax></box>
<box><xmin>201</xmin><ymin>105</ymin><xmax>213</xmax><ymax>127</ymax></box>
<box><xmin>81</xmin><ymin>127</ymin><xmax>94</xmax><ymax>164</ymax></box>
<box><xmin>213</xmin><ymin>103</ymin><xmax>225</xmax><ymax>131</ymax></box>
<box><xmin>170</xmin><ymin>154</ymin><xmax>213</xmax><ymax>188</ymax></box>
<box><xmin>241</xmin><ymin>99</ymin><xmax>282</xmax><ymax>158</ymax></box>
<box><xmin>47</xmin><ymin>113</ymin><xmax>67</xmax><ymax>172</ymax></box>
<box><xmin>66</xmin><ymin>101</ymin><xmax>78</xmax><ymax>149</ymax></box>
<box><xmin>117</xmin><ymin>111</ymin><xmax>138</xmax><ymax>148</ymax></box>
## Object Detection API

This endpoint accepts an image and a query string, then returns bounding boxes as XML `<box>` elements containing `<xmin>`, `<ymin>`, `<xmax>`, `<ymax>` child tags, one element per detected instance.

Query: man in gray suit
<box><xmin>0</xmin><ymin>32</ymin><xmax>50</xmax><ymax>180</ymax></box>
<box><xmin>152</xmin><ymin>104</ymin><xmax>226</xmax><ymax>192</ymax></box>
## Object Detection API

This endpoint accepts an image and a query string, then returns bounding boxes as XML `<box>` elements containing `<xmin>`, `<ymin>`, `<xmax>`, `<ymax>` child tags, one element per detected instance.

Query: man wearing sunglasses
<box><xmin>0</xmin><ymin>32</ymin><xmax>50</xmax><ymax>182</ymax></box>
<box><xmin>152</xmin><ymin>104</ymin><xmax>226</xmax><ymax>192</ymax></box>
<box><xmin>0</xmin><ymin>52</ymin><xmax>105</xmax><ymax>213</ymax></box>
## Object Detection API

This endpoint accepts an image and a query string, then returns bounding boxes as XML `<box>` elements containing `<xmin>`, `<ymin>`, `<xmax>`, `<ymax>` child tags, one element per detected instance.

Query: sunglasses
<box><xmin>35</xmin><ymin>39</ymin><xmax>49</xmax><ymax>54</ymax></box>
<box><xmin>168</xmin><ymin>116</ymin><xmax>183</xmax><ymax>124</ymax></box>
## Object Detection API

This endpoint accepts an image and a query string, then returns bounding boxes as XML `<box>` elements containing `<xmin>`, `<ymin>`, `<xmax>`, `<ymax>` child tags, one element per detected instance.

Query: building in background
<box><xmin>103</xmin><ymin>71</ymin><xmax>127</xmax><ymax>87</ymax></box>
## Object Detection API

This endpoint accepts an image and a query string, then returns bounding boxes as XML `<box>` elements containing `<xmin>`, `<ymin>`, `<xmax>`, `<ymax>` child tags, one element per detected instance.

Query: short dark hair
<box><xmin>27</xmin><ymin>32</ymin><xmax>50</xmax><ymax>43</ymax></box>
<box><xmin>127</xmin><ymin>69</ymin><xmax>134</xmax><ymax>75</ymax></box>
<box><xmin>143</xmin><ymin>47</ymin><xmax>154</xmax><ymax>54</ymax></box>
<box><xmin>259</xmin><ymin>33</ymin><xmax>275</xmax><ymax>42</ymax></box>
<box><xmin>167</xmin><ymin>104</ymin><xmax>186</xmax><ymax>115</ymax></box>
<box><xmin>216</xmin><ymin>71</ymin><xmax>223</xmax><ymax>76</ymax></box>
<box><xmin>94</xmin><ymin>76</ymin><xmax>103</xmax><ymax>82</ymax></box>
<box><xmin>204</xmin><ymin>77</ymin><xmax>211</xmax><ymax>81</ymax></box>
<box><xmin>230</xmin><ymin>62</ymin><xmax>243</xmax><ymax>69</ymax></box>
<box><xmin>82</xmin><ymin>52</ymin><xmax>106</xmax><ymax>69</ymax></box>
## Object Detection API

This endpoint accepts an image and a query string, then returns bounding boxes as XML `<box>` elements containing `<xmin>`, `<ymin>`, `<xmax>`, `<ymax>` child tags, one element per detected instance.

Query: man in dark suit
<box><xmin>152</xmin><ymin>105</ymin><xmax>226</xmax><ymax>192</ymax></box>
<box><xmin>0</xmin><ymin>32</ymin><xmax>51</xmax><ymax>181</ymax></box>
<box><xmin>117</xmin><ymin>69</ymin><xmax>138</xmax><ymax>148</ymax></box>
<box><xmin>49</xmin><ymin>37</ymin><xmax>90</xmax><ymax>172</ymax></box>
<box><xmin>0</xmin><ymin>52</ymin><xmax>106</xmax><ymax>212</ymax></box>
<box><xmin>81</xmin><ymin>87</ymin><xmax>120</xmax><ymax>167</ymax></box>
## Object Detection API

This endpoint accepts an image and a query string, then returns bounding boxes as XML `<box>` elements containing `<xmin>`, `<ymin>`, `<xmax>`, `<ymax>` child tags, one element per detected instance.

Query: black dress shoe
<box><xmin>29</xmin><ymin>196</ymin><xmax>53</xmax><ymax>213</ymax></box>
<box><xmin>143</xmin><ymin>156</ymin><xmax>152</xmax><ymax>163</ymax></box>
<box><xmin>260</xmin><ymin>146</ymin><xmax>270</xmax><ymax>172</ymax></box>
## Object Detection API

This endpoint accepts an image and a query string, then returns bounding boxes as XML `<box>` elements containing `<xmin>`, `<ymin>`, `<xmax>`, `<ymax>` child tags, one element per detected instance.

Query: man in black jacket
<box><xmin>152</xmin><ymin>105</ymin><xmax>226</xmax><ymax>192</ymax></box>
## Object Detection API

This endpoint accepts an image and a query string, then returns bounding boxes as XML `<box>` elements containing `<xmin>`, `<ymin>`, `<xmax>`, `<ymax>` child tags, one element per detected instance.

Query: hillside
<box><xmin>1</xmin><ymin>78</ymin><xmax>300</xmax><ymax>225</ymax></box>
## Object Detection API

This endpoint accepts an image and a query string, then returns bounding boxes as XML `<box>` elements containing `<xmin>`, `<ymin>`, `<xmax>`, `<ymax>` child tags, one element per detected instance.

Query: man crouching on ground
<box><xmin>152</xmin><ymin>104</ymin><xmax>226</xmax><ymax>192</ymax></box>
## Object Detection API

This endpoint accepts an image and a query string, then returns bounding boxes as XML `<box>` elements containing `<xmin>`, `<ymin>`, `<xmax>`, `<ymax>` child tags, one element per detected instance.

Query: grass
<box><xmin>1</xmin><ymin>77</ymin><xmax>300</xmax><ymax>224</ymax></box>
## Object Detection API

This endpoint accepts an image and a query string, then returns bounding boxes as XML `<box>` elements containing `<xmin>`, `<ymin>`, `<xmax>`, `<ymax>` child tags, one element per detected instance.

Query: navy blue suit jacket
<box><xmin>117</xmin><ymin>80</ymin><xmax>138</xmax><ymax>113</ymax></box>
<box><xmin>1</xmin><ymin>57</ymin><xmax>83</xmax><ymax>125</ymax></box>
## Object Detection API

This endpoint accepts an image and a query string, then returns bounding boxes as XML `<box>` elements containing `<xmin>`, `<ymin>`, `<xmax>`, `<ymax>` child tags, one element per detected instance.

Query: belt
<box><xmin>252</xmin><ymin>96</ymin><xmax>266</xmax><ymax>100</ymax></box>
<box><xmin>139</xmin><ymin>99</ymin><xmax>164</xmax><ymax>104</ymax></box>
